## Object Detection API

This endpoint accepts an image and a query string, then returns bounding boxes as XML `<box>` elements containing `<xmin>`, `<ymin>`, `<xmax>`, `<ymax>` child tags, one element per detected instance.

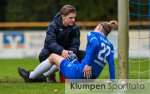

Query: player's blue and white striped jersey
<box><xmin>81</xmin><ymin>32</ymin><xmax>115</xmax><ymax>80</ymax></box>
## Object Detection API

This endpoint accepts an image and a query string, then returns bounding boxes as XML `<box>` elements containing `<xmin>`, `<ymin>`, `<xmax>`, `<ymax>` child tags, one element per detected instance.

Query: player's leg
<box><xmin>48</xmin><ymin>53</ymin><xmax>65</xmax><ymax>69</ymax></box>
<box><xmin>49</xmin><ymin>53</ymin><xmax>83</xmax><ymax>79</ymax></box>
<box><xmin>43</xmin><ymin>65</ymin><xmax>58</xmax><ymax>82</ymax></box>
<box><xmin>39</xmin><ymin>48</ymin><xmax>57</xmax><ymax>82</ymax></box>
<box><xmin>29</xmin><ymin>58</ymin><xmax>54</xmax><ymax>79</ymax></box>
<box><xmin>48</xmin><ymin>53</ymin><xmax>68</xmax><ymax>82</ymax></box>
<box><xmin>18</xmin><ymin>53</ymin><xmax>64</xmax><ymax>82</ymax></box>
<box><xmin>18</xmin><ymin>58</ymin><xmax>53</xmax><ymax>82</ymax></box>
<box><xmin>18</xmin><ymin>67</ymin><xmax>47</xmax><ymax>82</ymax></box>
<box><xmin>40</xmin><ymin>54</ymin><xmax>64</xmax><ymax>82</ymax></box>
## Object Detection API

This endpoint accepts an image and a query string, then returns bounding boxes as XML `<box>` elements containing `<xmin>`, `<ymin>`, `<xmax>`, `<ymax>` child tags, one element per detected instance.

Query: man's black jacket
<box><xmin>44</xmin><ymin>12</ymin><xmax>80</xmax><ymax>55</ymax></box>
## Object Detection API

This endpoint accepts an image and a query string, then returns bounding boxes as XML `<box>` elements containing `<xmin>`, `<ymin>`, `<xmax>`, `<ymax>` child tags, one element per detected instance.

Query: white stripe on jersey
<box><xmin>90</xmin><ymin>37</ymin><xmax>97</xmax><ymax>43</ymax></box>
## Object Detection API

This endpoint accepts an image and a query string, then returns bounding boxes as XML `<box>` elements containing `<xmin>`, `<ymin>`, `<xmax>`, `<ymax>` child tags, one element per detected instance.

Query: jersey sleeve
<box><xmin>87</xmin><ymin>32</ymin><xmax>98</xmax><ymax>44</ymax></box>
<box><xmin>86</xmin><ymin>32</ymin><xmax>99</xmax><ymax>65</ymax></box>
<box><xmin>107</xmin><ymin>44</ymin><xmax>115</xmax><ymax>81</ymax></box>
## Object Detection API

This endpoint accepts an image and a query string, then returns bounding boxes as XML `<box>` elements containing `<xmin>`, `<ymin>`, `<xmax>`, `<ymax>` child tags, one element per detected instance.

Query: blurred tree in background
<box><xmin>0</xmin><ymin>0</ymin><xmax>117</xmax><ymax>22</ymax></box>
<box><xmin>0</xmin><ymin>0</ymin><xmax>6</xmax><ymax>21</ymax></box>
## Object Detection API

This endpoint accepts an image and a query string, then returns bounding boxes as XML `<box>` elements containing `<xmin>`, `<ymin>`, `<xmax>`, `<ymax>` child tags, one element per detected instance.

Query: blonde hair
<box><xmin>101</xmin><ymin>20</ymin><xmax>118</xmax><ymax>35</ymax></box>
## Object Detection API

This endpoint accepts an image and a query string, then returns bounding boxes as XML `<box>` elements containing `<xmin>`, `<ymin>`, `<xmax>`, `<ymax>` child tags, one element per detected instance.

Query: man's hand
<box><xmin>82</xmin><ymin>65</ymin><xmax>92</xmax><ymax>79</ymax></box>
<box><xmin>62</xmin><ymin>50</ymin><xmax>73</xmax><ymax>60</ymax></box>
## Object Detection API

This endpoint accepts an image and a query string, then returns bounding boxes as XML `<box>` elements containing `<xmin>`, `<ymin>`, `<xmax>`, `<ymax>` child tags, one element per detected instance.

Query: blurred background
<box><xmin>0</xmin><ymin>0</ymin><xmax>117</xmax><ymax>22</ymax></box>
<box><xmin>0</xmin><ymin>0</ymin><xmax>149</xmax><ymax>58</ymax></box>
<box><xmin>0</xmin><ymin>0</ymin><xmax>118</xmax><ymax>58</ymax></box>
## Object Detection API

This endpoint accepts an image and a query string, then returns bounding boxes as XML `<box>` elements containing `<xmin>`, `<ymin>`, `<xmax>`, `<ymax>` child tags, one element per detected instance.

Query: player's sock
<box><xmin>29</xmin><ymin>59</ymin><xmax>52</xmax><ymax>79</ymax></box>
<box><xmin>43</xmin><ymin>65</ymin><xmax>58</xmax><ymax>77</ymax></box>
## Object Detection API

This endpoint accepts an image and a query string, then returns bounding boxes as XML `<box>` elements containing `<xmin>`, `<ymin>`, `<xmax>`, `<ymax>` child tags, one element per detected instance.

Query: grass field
<box><xmin>0</xmin><ymin>58</ymin><xmax>149</xmax><ymax>94</ymax></box>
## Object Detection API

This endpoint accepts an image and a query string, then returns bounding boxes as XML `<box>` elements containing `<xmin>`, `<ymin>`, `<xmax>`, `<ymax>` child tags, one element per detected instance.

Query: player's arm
<box><xmin>83</xmin><ymin>33</ymin><xmax>99</xmax><ymax>78</ymax></box>
<box><xmin>46</xmin><ymin>25</ymin><xmax>64</xmax><ymax>55</ymax></box>
<box><xmin>107</xmin><ymin>45</ymin><xmax>115</xmax><ymax>81</ymax></box>
<box><xmin>86</xmin><ymin>33</ymin><xmax>99</xmax><ymax>65</ymax></box>
<box><xmin>82</xmin><ymin>38</ymin><xmax>99</xmax><ymax>78</ymax></box>
<box><xmin>69</xmin><ymin>26</ymin><xmax>80</xmax><ymax>54</ymax></box>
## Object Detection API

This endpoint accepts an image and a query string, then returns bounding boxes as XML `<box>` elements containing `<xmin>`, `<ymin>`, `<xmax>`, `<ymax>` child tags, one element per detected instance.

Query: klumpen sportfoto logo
<box><xmin>65</xmin><ymin>79</ymin><xmax>150</xmax><ymax>94</ymax></box>
<box><xmin>70</xmin><ymin>81</ymin><xmax>145</xmax><ymax>90</ymax></box>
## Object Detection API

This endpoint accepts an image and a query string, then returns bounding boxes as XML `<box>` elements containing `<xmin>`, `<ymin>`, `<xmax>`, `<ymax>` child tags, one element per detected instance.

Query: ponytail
<box><xmin>108</xmin><ymin>20</ymin><xmax>118</xmax><ymax>29</ymax></box>
<box><xmin>101</xmin><ymin>20</ymin><xmax>118</xmax><ymax>35</ymax></box>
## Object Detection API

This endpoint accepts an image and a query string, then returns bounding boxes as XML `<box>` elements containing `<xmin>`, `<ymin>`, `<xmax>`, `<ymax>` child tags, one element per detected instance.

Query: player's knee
<box><xmin>49</xmin><ymin>53</ymin><xmax>56</xmax><ymax>62</ymax></box>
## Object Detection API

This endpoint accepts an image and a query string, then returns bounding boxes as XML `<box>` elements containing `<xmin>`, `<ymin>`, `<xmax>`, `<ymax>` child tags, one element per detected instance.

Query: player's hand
<box><xmin>82</xmin><ymin>65</ymin><xmax>92</xmax><ymax>79</ymax></box>
<box><xmin>62</xmin><ymin>50</ymin><xmax>72</xmax><ymax>60</ymax></box>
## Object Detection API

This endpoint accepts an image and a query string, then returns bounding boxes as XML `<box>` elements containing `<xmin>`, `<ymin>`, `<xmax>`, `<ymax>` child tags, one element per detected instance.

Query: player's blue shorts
<box><xmin>60</xmin><ymin>59</ymin><xmax>84</xmax><ymax>79</ymax></box>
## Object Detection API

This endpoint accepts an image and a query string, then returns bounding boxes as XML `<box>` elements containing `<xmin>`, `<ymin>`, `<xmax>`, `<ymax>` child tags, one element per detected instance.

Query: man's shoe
<box><xmin>18</xmin><ymin>67</ymin><xmax>31</xmax><ymax>82</ymax></box>
<box><xmin>47</xmin><ymin>73</ymin><xmax>57</xmax><ymax>83</ymax></box>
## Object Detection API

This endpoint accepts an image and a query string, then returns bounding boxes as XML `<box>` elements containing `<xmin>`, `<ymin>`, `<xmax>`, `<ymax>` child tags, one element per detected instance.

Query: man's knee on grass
<box><xmin>49</xmin><ymin>53</ymin><xmax>65</xmax><ymax>67</ymax></box>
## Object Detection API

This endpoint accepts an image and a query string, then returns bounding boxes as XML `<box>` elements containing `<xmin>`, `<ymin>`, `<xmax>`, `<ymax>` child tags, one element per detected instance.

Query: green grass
<box><xmin>128</xmin><ymin>58</ymin><xmax>150</xmax><ymax>79</ymax></box>
<box><xmin>0</xmin><ymin>59</ymin><xmax>65</xmax><ymax>94</ymax></box>
<box><xmin>0</xmin><ymin>58</ymin><xmax>149</xmax><ymax>94</ymax></box>
<box><xmin>0</xmin><ymin>83</ymin><xmax>64</xmax><ymax>94</ymax></box>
